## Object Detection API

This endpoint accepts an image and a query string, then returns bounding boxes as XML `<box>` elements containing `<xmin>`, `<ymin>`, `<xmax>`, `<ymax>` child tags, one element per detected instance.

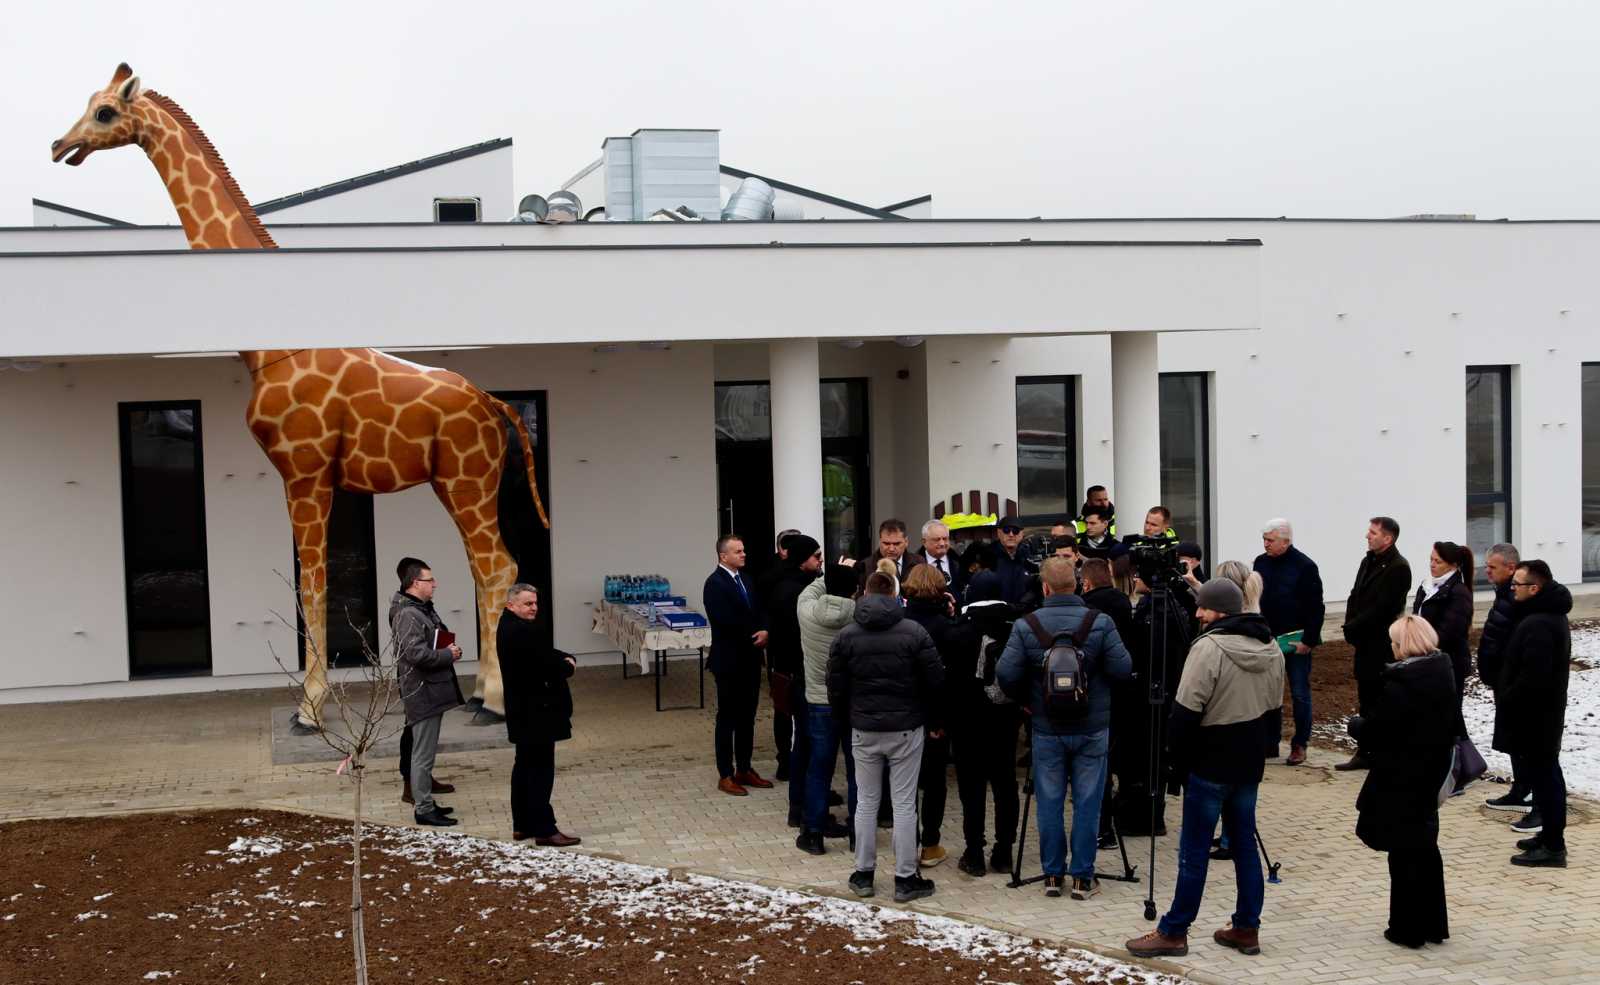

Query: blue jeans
<box><xmin>1285</xmin><ymin>650</ymin><xmax>1312</xmax><ymax>748</ymax></box>
<box><xmin>805</xmin><ymin>704</ymin><xmax>857</xmax><ymax>832</ymax></box>
<box><xmin>1032</xmin><ymin>728</ymin><xmax>1109</xmax><ymax>879</ymax></box>
<box><xmin>1160</xmin><ymin>774</ymin><xmax>1264</xmax><ymax>937</ymax></box>
<box><xmin>788</xmin><ymin>692</ymin><xmax>812</xmax><ymax>812</ymax></box>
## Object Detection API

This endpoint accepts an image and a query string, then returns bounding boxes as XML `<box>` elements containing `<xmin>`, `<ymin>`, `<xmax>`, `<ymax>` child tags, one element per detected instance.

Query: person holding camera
<box><xmin>997</xmin><ymin>557</ymin><xmax>1132</xmax><ymax>900</ymax></box>
<box><xmin>1126</xmin><ymin>577</ymin><xmax>1283</xmax><ymax>959</ymax></box>
<box><xmin>1118</xmin><ymin>558</ymin><xmax>1195</xmax><ymax>837</ymax></box>
<box><xmin>1348</xmin><ymin>614</ymin><xmax>1456</xmax><ymax>950</ymax></box>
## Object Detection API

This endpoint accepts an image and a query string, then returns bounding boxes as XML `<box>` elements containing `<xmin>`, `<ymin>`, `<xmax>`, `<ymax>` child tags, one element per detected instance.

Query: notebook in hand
<box><xmin>433</xmin><ymin>629</ymin><xmax>457</xmax><ymax>650</ymax></box>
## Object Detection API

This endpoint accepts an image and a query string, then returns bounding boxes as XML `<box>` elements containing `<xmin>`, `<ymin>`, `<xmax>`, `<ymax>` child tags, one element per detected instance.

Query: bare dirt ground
<box><xmin>0</xmin><ymin>808</ymin><xmax>1189</xmax><ymax>985</ymax></box>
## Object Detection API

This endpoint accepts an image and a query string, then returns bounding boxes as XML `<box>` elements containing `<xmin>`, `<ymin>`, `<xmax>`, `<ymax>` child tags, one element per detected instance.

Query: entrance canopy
<box><xmin>0</xmin><ymin>237</ymin><xmax>1259</xmax><ymax>359</ymax></box>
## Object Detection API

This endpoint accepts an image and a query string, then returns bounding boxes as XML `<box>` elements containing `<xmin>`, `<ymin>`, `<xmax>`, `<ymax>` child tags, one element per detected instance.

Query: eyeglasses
<box><xmin>417</xmin><ymin>577</ymin><xmax>437</xmax><ymax>583</ymax></box>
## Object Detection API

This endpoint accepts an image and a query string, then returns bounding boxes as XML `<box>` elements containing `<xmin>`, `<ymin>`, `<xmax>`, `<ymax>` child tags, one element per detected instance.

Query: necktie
<box><xmin>935</xmin><ymin>557</ymin><xmax>946</xmax><ymax>578</ymax></box>
<box><xmin>733</xmin><ymin>572</ymin><xmax>749</xmax><ymax>607</ymax></box>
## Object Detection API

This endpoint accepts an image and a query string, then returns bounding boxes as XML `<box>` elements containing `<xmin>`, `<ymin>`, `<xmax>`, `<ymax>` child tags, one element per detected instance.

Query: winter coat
<box><xmin>992</xmin><ymin>549</ymin><xmax>1034</xmax><ymax>605</ymax></box>
<box><xmin>1352</xmin><ymin>650</ymin><xmax>1458</xmax><ymax>850</ymax></box>
<box><xmin>798</xmin><ymin>576</ymin><xmax>855</xmax><ymax>705</ymax></box>
<box><xmin>826</xmin><ymin>594</ymin><xmax>945</xmax><ymax>733</ymax></box>
<box><xmin>390</xmin><ymin>591</ymin><xmax>465</xmax><ymax>726</ymax></box>
<box><xmin>1412</xmin><ymin>572</ymin><xmax>1474</xmax><ymax>691</ymax></box>
<box><xmin>1476</xmin><ymin>580</ymin><xmax>1516</xmax><ymax>688</ymax></box>
<box><xmin>497</xmin><ymin>611</ymin><xmax>574</xmax><ymax>744</ymax></box>
<box><xmin>1082</xmin><ymin>586</ymin><xmax>1134</xmax><ymax>649</ymax></box>
<box><xmin>996</xmin><ymin>592</ymin><xmax>1132</xmax><ymax>736</ymax></box>
<box><xmin>1253</xmin><ymin>545</ymin><xmax>1325</xmax><ymax>648</ymax></box>
<box><xmin>1342</xmin><ymin>548</ymin><xmax>1413</xmax><ymax>682</ymax></box>
<box><xmin>1491</xmin><ymin>581</ymin><xmax>1572</xmax><ymax>757</ymax></box>
<box><xmin>763</xmin><ymin>564</ymin><xmax>814</xmax><ymax>676</ymax></box>
<box><xmin>904</xmin><ymin>596</ymin><xmax>981</xmax><ymax>715</ymax></box>
<box><xmin>1168</xmin><ymin>613</ymin><xmax>1285</xmax><ymax>786</ymax></box>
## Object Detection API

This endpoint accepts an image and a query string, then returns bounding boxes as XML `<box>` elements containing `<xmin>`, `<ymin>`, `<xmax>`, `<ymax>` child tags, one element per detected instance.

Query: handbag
<box><xmin>769</xmin><ymin>670</ymin><xmax>795</xmax><ymax>717</ymax></box>
<box><xmin>1452</xmin><ymin>736</ymin><xmax>1488</xmax><ymax>791</ymax></box>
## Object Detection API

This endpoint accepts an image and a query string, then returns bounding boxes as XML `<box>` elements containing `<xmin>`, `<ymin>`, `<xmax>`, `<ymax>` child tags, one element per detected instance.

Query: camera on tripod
<box><xmin>1125</xmin><ymin>535</ymin><xmax>1186</xmax><ymax>589</ymax></box>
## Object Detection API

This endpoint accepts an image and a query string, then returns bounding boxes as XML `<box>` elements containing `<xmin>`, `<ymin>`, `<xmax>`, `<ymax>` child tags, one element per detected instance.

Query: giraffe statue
<box><xmin>52</xmin><ymin>64</ymin><xmax>549</xmax><ymax>729</ymax></box>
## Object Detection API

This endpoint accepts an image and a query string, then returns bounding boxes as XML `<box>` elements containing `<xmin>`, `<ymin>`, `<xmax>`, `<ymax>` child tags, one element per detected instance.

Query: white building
<box><xmin>3</xmin><ymin>129</ymin><xmax>1597</xmax><ymax>702</ymax></box>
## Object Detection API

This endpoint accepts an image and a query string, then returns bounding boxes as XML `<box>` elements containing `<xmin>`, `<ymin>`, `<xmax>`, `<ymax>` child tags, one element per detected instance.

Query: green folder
<box><xmin>1275</xmin><ymin>630</ymin><xmax>1304</xmax><ymax>655</ymax></box>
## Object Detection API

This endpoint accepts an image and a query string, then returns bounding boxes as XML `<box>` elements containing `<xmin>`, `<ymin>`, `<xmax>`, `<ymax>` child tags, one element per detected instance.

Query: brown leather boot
<box><xmin>1286</xmin><ymin>745</ymin><xmax>1307</xmax><ymax>766</ymax></box>
<box><xmin>401</xmin><ymin>779</ymin><xmax>414</xmax><ymax>805</ymax></box>
<box><xmin>1125</xmin><ymin>929</ymin><xmax>1188</xmax><ymax>958</ymax></box>
<box><xmin>431</xmin><ymin>779</ymin><xmax>456</xmax><ymax>794</ymax></box>
<box><xmin>1214</xmin><ymin>923</ymin><xmax>1261</xmax><ymax>955</ymax></box>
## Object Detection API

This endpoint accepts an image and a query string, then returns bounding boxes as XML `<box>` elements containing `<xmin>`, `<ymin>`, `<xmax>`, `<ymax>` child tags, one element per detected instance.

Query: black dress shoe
<box><xmin>828</xmin><ymin>790</ymin><xmax>845</xmax><ymax>808</ymax></box>
<box><xmin>795</xmin><ymin>831</ymin><xmax>825</xmax><ymax>855</ymax></box>
<box><xmin>787</xmin><ymin>805</ymin><xmax>803</xmax><ymax>828</ymax></box>
<box><xmin>989</xmin><ymin>843</ymin><xmax>1012</xmax><ymax>874</ymax></box>
<box><xmin>1510</xmin><ymin>845</ymin><xmax>1568</xmax><ymax>868</ymax></box>
<box><xmin>822</xmin><ymin>816</ymin><xmax>851</xmax><ymax>839</ymax></box>
<box><xmin>1516</xmin><ymin>835</ymin><xmax>1542</xmax><ymax>852</ymax></box>
<box><xmin>775</xmin><ymin>764</ymin><xmax>790</xmax><ymax>782</ymax></box>
<box><xmin>957</xmin><ymin>848</ymin><xmax>987</xmax><ymax>877</ymax></box>
<box><xmin>1334</xmin><ymin>754</ymin><xmax>1371</xmax><ymax>771</ymax></box>
<box><xmin>1383</xmin><ymin>928</ymin><xmax>1424</xmax><ymax>949</ymax></box>
<box><xmin>415</xmin><ymin>808</ymin><xmax>458</xmax><ymax>827</ymax></box>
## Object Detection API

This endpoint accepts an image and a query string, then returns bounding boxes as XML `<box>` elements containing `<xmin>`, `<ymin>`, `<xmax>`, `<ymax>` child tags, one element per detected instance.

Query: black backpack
<box><xmin>1023</xmin><ymin>610</ymin><xmax>1096</xmax><ymax>725</ymax></box>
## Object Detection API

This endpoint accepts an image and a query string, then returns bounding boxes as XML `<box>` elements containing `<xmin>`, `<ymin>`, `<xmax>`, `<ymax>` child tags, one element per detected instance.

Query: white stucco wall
<box><xmin>0</xmin><ymin>342</ymin><xmax>716</xmax><ymax>699</ymax></box>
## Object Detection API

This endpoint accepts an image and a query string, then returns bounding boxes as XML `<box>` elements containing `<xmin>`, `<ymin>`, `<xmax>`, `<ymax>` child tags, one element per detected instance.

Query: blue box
<box><xmin>658</xmin><ymin>610</ymin><xmax>707</xmax><ymax>629</ymax></box>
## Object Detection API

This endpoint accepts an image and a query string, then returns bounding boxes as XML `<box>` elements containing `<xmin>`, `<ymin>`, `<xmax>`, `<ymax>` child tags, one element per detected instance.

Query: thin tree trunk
<box><xmin>352</xmin><ymin>765</ymin><xmax>369</xmax><ymax>985</ymax></box>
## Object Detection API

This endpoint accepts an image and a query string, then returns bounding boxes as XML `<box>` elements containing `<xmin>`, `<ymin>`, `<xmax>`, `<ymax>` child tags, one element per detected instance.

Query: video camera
<box><xmin>1124</xmin><ymin>535</ymin><xmax>1187</xmax><ymax>590</ymax></box>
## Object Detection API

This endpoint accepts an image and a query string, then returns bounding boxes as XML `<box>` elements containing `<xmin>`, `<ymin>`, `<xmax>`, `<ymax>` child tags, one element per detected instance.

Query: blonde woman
<box><xmin>1349</xmin><ymin>614</ymin><xmax>1456</xmax><ymax>949</ymax></box>
<box><xmin>1214</xmin><ymin>560</ymin><xmax>1263</xmax><ymax>614</ymax></box>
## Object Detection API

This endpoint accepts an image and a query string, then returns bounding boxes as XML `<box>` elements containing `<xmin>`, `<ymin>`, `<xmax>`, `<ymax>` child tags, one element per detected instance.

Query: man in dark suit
<box><xmin>1338</xmin><ymin>515</ymin><xmax>1412</xmax><ymax>771</ymax></box>
<box><xmin>498</xmin><ymin>583</ymin><xmax>579</xmax><ymax>847</ymax></box>
<box><xmin>704</xmin><ymin>534</ymin><xmax>772</xmax><ymax>796</ymax></box>
<box><xmin>859</xmin><ymin>518</ymin><xmax>925</xmax><ymax>592</ymax></box>
<box><xmin>917</xmin><ymin>519</ymin><xmax>966</xmax><ymax>598</ymax></box>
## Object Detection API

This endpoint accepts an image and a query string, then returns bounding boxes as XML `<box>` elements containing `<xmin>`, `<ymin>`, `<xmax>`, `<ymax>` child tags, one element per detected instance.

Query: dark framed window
<box><xmin>1466</xmin><ymin>366</ymin><xmax>1512</xmax><ymax>581</ymax></box>
<box><xmin>1159</xmin><ymin>373</ymin><xmax>1212</xmax><ymax>562</ymax></box>
<box><xmin>492</xmin><ymin>391</ymin><xmax>554</xmax><ymax>657</ymax></box>
<box><xmin>1015</xmin><ymin>377</ymin><xmax>1077</xmax><ymax>516</ymax></box>
<box><xmin>1582</xmin><ymin>364</ymin><xmax>1599</xmax><ymax>579</ymax></box>
<box><xmin>295</xmin><ymin>490</ymin><xmax>378</xmax><ymax>670</ymax></box>
<box><xmin>713</xmin><ymin>379</ymin><xmax>872</xmax><ymax>571</ymax></box>
<box><xmin>118</xmin><ymin>401</ymin><xmax>212</xmax><ymax>678</ymax></box>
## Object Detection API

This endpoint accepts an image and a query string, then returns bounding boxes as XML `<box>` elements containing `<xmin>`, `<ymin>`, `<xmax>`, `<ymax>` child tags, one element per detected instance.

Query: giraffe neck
<box><xmin>135</xmin><ymin>91</ymin><xmax>292</xmax><ymax>373</ymax></box>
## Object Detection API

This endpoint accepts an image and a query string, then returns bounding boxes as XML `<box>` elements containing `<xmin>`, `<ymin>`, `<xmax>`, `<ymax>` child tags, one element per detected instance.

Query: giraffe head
<box><xmin>51</xmin><ymin>63</ymin><xmax>145</xmax><ymax>166</ymax></box>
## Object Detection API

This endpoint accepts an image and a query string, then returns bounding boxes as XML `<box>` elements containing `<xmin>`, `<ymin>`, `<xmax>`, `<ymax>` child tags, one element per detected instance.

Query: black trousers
<box><xmin>714</xmin><ymin>663</ymin><xmax>762</xmax><ymax>779</ymax></box>
<box><xmin>1386</xmin><ymin>820</ymin><xmax>1449</xmax><ymax>945</ymax></box>
<box><xmin>1515</xmin><ymin>752</ymin><xmax>1568</xmax><ymax>851</ymax></box>
<box><xmin>511</xmin><ymin>738</ymin><xmax>558</xmax><ymax>837</ymax></box>
<box><xmin>1355</xmin><ymin>675</ymin><xmax>1383</xmax><ymax>757</ymax></box>
<box><xmin>399</xmin><ymin>724</ymin><xmax>412</xmax><ymax>779</ymax></box>
<box><xmin>770</xmin><ymin>666</ymin><xmax>793</xmax><ymax>772</ymax></box>
<box><xmin>951</xmin><ymin>703</ymin><xmax>1022</xmax><ymax>851</ymax></box>
<box><xmin>918</xmin><ymin>731</ymin><xmax>951</xmax><ymax>846</ymax></box>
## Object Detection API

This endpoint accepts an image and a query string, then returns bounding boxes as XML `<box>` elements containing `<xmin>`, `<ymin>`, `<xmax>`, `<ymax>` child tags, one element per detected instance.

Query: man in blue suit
<box><xmin>704</xmin><ymin>534</ymin><xmax>771</xmax><ymax>796</ymax></box>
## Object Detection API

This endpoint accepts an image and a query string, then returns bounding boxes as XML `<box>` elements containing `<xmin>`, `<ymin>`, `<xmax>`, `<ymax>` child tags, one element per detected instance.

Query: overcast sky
<box><xmin>7</xmin><ymin>1</ymin><xmax>1599</xmax><ymax>225</ymax></box>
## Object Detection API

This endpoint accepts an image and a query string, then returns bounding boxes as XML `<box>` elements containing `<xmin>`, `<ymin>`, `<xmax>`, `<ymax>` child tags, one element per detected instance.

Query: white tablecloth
<box><xmin>592</xmin><ymin>600</ymin><xmax>713</xmax><ymax>674</ymax></box>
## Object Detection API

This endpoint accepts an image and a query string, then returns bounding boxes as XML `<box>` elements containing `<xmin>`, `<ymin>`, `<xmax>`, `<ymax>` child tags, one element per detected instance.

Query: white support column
<box><xmin>769</xmin><ymin>339</ymin><xmax>825</xmax><ymax>541</ymax></box>
<box><xmin>1110</xmin><ymin>332</ymin><xmax>1162</xmax><ymax>531</ymax></box>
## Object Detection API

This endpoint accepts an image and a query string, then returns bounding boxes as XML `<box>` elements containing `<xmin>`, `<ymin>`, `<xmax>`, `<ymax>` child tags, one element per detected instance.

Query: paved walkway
<box><xmin>1</xmin><ymin>668</ymin><xmax>1595</xmax><ymax>985</ymax></box>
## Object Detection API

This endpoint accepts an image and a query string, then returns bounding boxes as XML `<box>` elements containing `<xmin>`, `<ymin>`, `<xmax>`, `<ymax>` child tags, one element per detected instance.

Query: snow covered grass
<box><xmin>1463</xmin><ymin>624</ymin><xmax>1600</xmax><ymax>799</ymax></box>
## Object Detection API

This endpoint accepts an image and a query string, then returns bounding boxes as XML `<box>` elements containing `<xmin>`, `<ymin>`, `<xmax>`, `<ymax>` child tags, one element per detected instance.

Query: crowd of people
<box><xmin>377</xmin><ymin>484</ymin><xmax>1576</xmax><ymax>957</ymax></box>
<box><xmin>693</xmin><ymin>493</ymin><xmax>1576</xmax><ymax>951</ymax></box>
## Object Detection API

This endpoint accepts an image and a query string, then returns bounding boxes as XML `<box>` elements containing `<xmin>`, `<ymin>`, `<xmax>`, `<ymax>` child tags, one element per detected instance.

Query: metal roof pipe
<box><xmin>721</xmin><ymin>177</ymin><xmax>775</xmax><ymax>221</ymax></box>
<box><xmin>546</xmin><ymin>190</ymin><xmax>582</xmax><ymax>223</ymax></box>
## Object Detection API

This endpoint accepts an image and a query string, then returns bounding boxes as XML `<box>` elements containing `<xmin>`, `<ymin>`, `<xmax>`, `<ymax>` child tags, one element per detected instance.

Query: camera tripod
<box><xmin>1008</xmin><ymin>763</ymin><xmax>1139</xmax><ymax>889</ymax></box>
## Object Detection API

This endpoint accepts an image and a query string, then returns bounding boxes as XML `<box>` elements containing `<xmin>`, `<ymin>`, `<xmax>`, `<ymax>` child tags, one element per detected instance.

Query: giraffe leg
<box><xmin>432</xmin><ymin>477</ymin><xmax>518</xmax><ymax>719</ymax></box>
<box><xmin>287</xmin><ymin>474</ymin><xmax>334</xmax><ymax>730</ymax></box>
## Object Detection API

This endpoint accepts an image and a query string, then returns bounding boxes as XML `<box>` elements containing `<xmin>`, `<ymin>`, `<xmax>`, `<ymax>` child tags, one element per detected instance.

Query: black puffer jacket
<box><xmin>763</xmin><ymin>564</ymin><xmax>815</xmax><ymax>676</ymax></box>
<box><xmin>1476</xmin><ymin>580</ymin><xmax>1516</xmax><ymax>688</ymax></box>
<box><xmin>827</xmin><ymin>594</ymin><xmax>945</xmax><ymax>732</ymax></box>
<box><xmin>1352</xmin><ymin>650</ymin><xmax>1457</xmax><ymax>849</ymax></box>
<box><xmin>1492</xmin><ymin>582</ymin><xmax>1572</xmax><ymax>757</ymax></box>
<box><xmin>904</xmin><ymin>597</ymin><xmax>981</xmax><ymax>711</ymax></box>
<box><xmin>1413</xmin><ymin>572</ymin><xmax>1474</xmax><ymax>690</ymax></box>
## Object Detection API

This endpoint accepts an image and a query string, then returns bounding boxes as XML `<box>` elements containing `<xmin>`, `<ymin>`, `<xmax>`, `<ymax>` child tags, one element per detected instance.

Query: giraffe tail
<box><xmin>490</xmin><ymin>395</ymin><xmax>551</xmax><ymax>529</ymax></box>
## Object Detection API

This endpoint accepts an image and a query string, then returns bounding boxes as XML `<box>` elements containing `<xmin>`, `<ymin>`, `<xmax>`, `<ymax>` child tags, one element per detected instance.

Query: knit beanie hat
<box><xmin>1195</xmin><ymin>577</ymin><xmax>1244</xmax><ymax>616</ymax></box>
<box><xmin>783</xmin><ymin>533</ymin><xmax>820</xmax><ymax>564</ymax></box>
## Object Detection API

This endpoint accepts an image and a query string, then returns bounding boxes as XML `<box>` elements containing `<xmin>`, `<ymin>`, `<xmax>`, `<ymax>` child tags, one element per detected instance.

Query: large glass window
<box><xmin>820</xmin><ymin>379</ymin><xmax>871</xmax><ymax>563</ymax></box>
<box><xmin>297</xmin><ymin>490</ymin><xmax>378</xmax><ymax>669</ymax></box>
<box><xmin>1159</xmin><ymin>373</ymin><xmax>1211</xmax><ymax>560</ymax></box>
<box><xmin>119</xmin><ymin>402</ymin><xmax>212</xmax><ymax>677</ymax></box>
<box><xmin>1583</xmin><ymin>364</ymin><xmax>1600</xmax><ymax>579</ymax></box>
<box><xmin>1466</xmin><ymin>367</ymin><xmax>1512</xmax><ymax>580</ymax></box>
<box><xmin>1015</xmin><ymin>377</ymin><xmax>1077</xmax><ymax>516</ymax></box>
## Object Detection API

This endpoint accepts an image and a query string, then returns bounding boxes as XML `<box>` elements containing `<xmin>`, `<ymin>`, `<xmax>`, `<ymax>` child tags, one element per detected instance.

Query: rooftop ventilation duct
<box><xmin>546</xmin><ymin>190</ymin><xmax>582</xmax><ymax>223</ymax></box>
<box><xmin>511</xmin><ymin>194</ymin><xmax>548</xmax><ymax>223</ymax></box>
<box><xmin>722</xmin><ymin>177</ymin><xmax>775</xmax><ymax>221</ymax></box>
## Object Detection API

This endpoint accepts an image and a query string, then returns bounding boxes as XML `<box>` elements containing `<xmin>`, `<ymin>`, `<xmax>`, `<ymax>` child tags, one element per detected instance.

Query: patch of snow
<box><xmin>92</xmin><ymin>892</ymin><xmax>114</xmax><ymax>902</ymax></box>
<box><xmin>1463</xmin><ymin>664</ymin><xmax>1600</xmax><ymax>799</ymax></box>
<box><xmin>74</xmin><ymin>910</ymin><xmax>106</xmax><ymax>922</ymax></box>
<box><xmin>148</xmin><ymin>913</ymin><xmax>178</xmax><ymax>921</ymax></box>
<box><xmin>223</xmin><ymin>836</ymin><xmax>285</xmax><ymax>862</ymax></box>
<box><xmin>142</xmin><ymin>973</ymin><xmax>175</xmax><ymax>980</ymax></box>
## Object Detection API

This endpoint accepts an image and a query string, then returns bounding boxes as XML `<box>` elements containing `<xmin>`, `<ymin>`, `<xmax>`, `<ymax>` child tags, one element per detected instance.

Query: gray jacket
<box><xmin>797</xmin><ymin>576</ymin><xmax>855</xmax><ymax>704</ymax></box>
<box><xmin>390</xmin><ymin>591</ymin><xmax>465</xmax><ymax>725</ymax></box>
